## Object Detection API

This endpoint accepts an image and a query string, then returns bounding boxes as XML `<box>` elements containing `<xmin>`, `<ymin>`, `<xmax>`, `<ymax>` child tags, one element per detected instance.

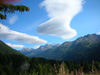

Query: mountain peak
<box><xmin>84</xmin><ymin>33</ymin><xmax>98</xmax><ymax>38</ymax></box>
<box><xmin>73</xmin><ymin>34</ymin><xmax>100</xmax><ymax>44</ymax></box>
<box><xmin>19</xmin><ymin>43</ymin><xmax>60</xmax><ymax>56</ymax></box>
<box><xmin>21</xmin><ymin>48</ymin><xmax>34</xmax><ymax>51</ymax></box>
<box><xmin>37</xmin><ymin>44</ymin><xmax>60</xmax><ymax>51</ymax></box>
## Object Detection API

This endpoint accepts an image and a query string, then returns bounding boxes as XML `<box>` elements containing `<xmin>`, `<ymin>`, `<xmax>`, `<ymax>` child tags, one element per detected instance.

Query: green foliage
<box><xmin>0</xmin><ymin>51</ymin><xmax>100</xmax><ymax>75</ymax></box>
<box><xmin>0</xmin><ymin>3</ymin><xmax>30</xmax><ymax>19</ymax></box>
<box><xmin>0</xmin><ymin>40</ymin><xmax>21</xmax><ymax>54</ymax></box>
<box><xmin>0</xmin><ymin>52</ymin><xmax>29</xmax><ymax>75</ymax></box>
<box><xmin>0</xmin><ymin>13</ymin><xmax>6</xmax><ymax>19</ymax></box>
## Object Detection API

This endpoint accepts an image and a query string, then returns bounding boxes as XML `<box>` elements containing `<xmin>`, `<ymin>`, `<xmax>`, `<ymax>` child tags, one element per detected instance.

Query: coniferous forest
<box><xmin>1</xmin><ymin>52</ymin><xmax>100</xmax><ymax>75</ymax></box>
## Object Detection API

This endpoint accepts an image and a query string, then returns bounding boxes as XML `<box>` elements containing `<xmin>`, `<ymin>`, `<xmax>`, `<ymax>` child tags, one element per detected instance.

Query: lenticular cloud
<box><xmin>37</xmin><ymin>0</ymin><xmax>83</xmax><ymax>39</ymax></box>
<box><xmin>0</xmin><ymin>23</ymin><xmax>47</xmax><ymax>44</ymax></box>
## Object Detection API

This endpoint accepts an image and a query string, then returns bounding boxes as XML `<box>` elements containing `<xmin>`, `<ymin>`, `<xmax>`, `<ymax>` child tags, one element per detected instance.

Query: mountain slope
<box><xmin>19</xmin><ymin>44</ymin><xmax>60</xmax><ymax>56</ymax></box>
<box><xmin>32</xmin><ymin>34</ymin><xmax>100</xmax><ymax>62</ymax></box>
<box><xmin>0</xmin><ymin>40</ymin><xmax>21</xmax><ymax>54</ymax></box>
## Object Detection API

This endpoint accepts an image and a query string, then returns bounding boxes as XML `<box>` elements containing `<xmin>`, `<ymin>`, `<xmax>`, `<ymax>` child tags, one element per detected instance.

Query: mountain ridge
<box><xmin>19</xmin><ymin>44</ymin><xmax>60</xmax><ymax>56</ymax></box>
<box><xmin>0</xmin><ymin>40</ymin><xmax>21</xmax><ymax>54</ymax></box>
<box><xmin>29</xmin><ymin>34</ymin><xmax>100</xmax><ymax>62</ymax></box>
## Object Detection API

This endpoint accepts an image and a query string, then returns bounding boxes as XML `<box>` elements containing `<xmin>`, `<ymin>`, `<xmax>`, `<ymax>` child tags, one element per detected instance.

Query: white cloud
<box><xmin>0</xmin><ymin>23</ymin><xmax>47</xmax><ymax>44</ymax></box>
<box><xmin>6</xmin><ymin>43</ymin><xmax>24</xmax><ymax>48</ymax></box>
<box><xmin>8</xmin><ymin>15</ymin><xmax>18</xmax><ymax>24</ymax></box>
<box><xmin>37</xmin><ymin>0</ymin><xmax>84</xmax><ymax>39</ymax></box>
<box><xmin>97</xmin><ymin>32</ymin><xmax>100</xmax><ymax>35</ymax></box>
<box><xmin>33</xmin><ymin>46</ymin><xmax>40</xmax><ymax>49</ymax></box>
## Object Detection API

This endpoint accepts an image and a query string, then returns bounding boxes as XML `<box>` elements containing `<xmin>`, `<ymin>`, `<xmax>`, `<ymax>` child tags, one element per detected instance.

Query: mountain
<box><xmin>0</xmin><ymin>40</ymin><xmax>21</xmax><ymax>54</ymax></box>
<box><xmin>37</xmin><ymin>44</ymin><xmax>60</xmax><ymax>51</ymax></box>
<box><xmin>19</xmin><ymin>44</ymin><xmax>60</xmax><ymax>56</ymax></box>
<box><xmin>0</xmin><ymin>40</ymin><xmax>30</xmax><ymax>75</ymax></box>
<box><xmin>32</xmin><ymin>34</ymin><xmax>100</xmax><ymax>62</ymax></box>
<box><xmin>19</xmin><ymin>48</ymin><xmax>34</xmax><ymax>55</ymax></box>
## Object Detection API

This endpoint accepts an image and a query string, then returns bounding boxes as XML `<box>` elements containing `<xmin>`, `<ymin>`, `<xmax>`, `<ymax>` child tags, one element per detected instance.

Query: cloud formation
<box><xmin>0</xmin><ymin>23</ymin><xmax>47</xmax><ymax>44</ymax></box>
<box><xmin>8</xmin><ymin>15</ymin><xmax>18</xmax><ymax>24</ymax></box>
<box><xmin>97</xmin><ymin>32</ymin><xmax>100</xmax><ymax>35</ymax></box>
<box><xmin>33</xmin><ymin>46</ymin><xmax>40</xmax><ymax>49</ymax></box>
<box><xmin>37</xmin><ymin>0</ymin><xmax>83</xmax><ymax>39</ymax></box>
<box><xmin>6</xmin><ymin>43</ymin><xmax>24</xmax><ymax>48</ymax></box>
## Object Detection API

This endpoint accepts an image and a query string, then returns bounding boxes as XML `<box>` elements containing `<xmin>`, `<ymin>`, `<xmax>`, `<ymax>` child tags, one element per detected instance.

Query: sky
<box><xmin>0</xmin><ymin>0</ymin><xmax>100</xmax><ymax>50</ymax></box>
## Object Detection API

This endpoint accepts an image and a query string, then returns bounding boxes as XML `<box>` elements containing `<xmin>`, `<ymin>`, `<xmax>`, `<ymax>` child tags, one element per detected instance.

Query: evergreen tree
<box><xmin>0</xmin><ymin>0</ymin><xmax>29</xmax><ymax>19</ymax></box>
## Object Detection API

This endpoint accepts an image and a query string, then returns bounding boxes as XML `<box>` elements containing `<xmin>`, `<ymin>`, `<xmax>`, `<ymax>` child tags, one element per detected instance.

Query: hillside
<box><xmin>0</xmin><ymin>40</ymin><xmax>21</xmax><ymax>54</ymax></box>
<box><xmin>31</xmin><ymin>34</ymin><xmax>100</xmax><ymax>62</ymax></box>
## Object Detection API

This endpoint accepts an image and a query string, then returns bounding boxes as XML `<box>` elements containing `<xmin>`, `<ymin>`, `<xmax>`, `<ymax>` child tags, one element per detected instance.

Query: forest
<box><xmin>0</xmin><ymin>52</ymin><xmax>100</xmax><ymax>75</ymax></box>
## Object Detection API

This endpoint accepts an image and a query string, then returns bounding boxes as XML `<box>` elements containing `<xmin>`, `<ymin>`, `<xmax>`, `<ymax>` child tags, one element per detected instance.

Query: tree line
<box><xmin>0</xmin><ymin>52</ymin><xmax>100</xmax><ymax>75</ymax></box>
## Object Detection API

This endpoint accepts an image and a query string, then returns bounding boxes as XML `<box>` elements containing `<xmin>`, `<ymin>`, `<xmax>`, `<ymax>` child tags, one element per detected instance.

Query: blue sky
<box><xmin>0</xmin><ymin>0</ymin><xmax>100</xmax><ymax>50</ymax></box>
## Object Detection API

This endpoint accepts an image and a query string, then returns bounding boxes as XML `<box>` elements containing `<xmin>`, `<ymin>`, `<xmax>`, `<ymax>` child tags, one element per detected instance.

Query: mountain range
<box><xmin>19</xmin><ymin>44</ymin><xmax>60</xmax><ymax>56</ymax></box>
<box><xmin>0</xmin><ymin>33</ymin><xmax>100</xmax><ymax>62</ymax></box>
<box><xmin>19</xmin><ymin>34</ymin><xmax>100</xmax><ymax>62</ymax></box>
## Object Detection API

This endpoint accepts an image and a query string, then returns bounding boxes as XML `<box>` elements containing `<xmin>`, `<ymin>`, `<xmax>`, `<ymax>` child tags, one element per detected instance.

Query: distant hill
<box><xmin>19</xmin><ymin>44</ymin><xmax>60</xmax><ymax>56</ymax></box>
<box><xmin>0</xmin><ymin>40</ymin><xmax>21</xmax><ymax>54</ymax></box>
<box><xmin>31</xmin><ymin>34</ymin><xmax>100</xmax><ymax>62</ymax></box>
